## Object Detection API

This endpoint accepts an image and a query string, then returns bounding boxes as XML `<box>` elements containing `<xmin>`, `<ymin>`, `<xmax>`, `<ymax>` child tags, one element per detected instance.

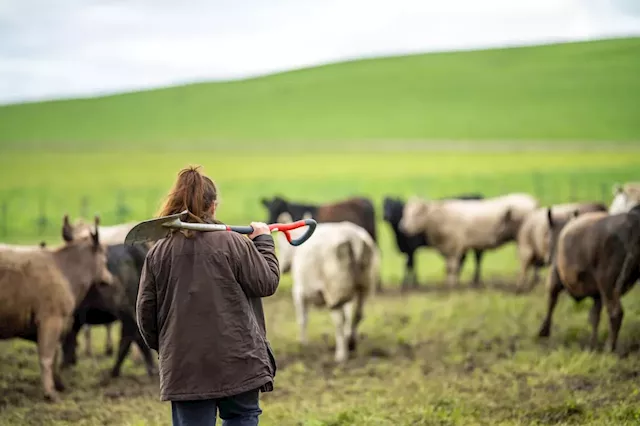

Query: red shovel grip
<box><xmin>228</xmin><ymin>219</ymin><xmax>317</xmax><ymax>246</ymax></box>
<box><xmin>269</xmin><ymin>219</ymin><xmax>317</xmax><ymax>246</ymax></box>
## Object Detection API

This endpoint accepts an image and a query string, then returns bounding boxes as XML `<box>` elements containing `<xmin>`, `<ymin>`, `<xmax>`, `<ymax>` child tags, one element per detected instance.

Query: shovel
<box><xmin>124</xmin><ymin>210</ymin><xmax>317</xmax><ymax>247</ymax></box>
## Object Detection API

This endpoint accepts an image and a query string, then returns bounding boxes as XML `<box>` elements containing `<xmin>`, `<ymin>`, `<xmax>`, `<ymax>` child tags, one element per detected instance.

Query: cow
<box><xmin>0</xmin><ymin>215</ymin><xmax>114</xmax><ymax>401</ymax></box>
<box><xmin>66</xmin><ymin>219</ymin><xmax>137</xmax><ymax>358</ymax></box>
<box><xmin>399</xmin><ymin>193</ymin><xmax>539</xmax><ymax>287</ymax></box>
<box><xmin>262</xmin><ymin>195</ymin><xmax>383</xmax><ymax>291</ymax></box>
<box><xmin>382</xmin><ymin>193</ymin><xmax>484</xmax><ymax>290</ymax></box>
<box><xmin>276</xmin><ymin>220</ymin><xmax>380</xmax><ymax>363</ymax></box>
<box><xmin>60</xmin><ymin>243</ymin><xmax>157</xmax><ymax>378</ymax></box>
<box><xmin>538</xmin><ymin>205</ymin><xmax>640</xmax><ymax>352</ymax></box>
<box><xmin>260</xmin><ymin>195</ymin><xmax>377</xmax><ymax>244</ymax></box>
<box><xmin>516</xmin><ymin>202</ymin><xmax>608</xmax><ymax>292</ymax></box>
<box><xmin>609</xmin><ymin>182</ymin><xmax>640</xmax><ymax>214</ymax></box>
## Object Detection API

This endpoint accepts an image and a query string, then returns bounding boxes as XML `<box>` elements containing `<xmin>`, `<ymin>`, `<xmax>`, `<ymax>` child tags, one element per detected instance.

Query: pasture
<box><xmin>1</xmin><ymin>147</ymin><xmax>640</xmax><ymax>425</ymax></box>
<box><xmin>1</xmin><ymin>37</ymin><xmax>640</xmax><ymax>425</ymax></box>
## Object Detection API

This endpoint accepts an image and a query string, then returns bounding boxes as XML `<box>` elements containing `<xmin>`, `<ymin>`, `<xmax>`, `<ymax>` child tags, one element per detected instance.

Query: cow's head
<box><xmin>261</xmin><ymin>196</ymin><xmax>291</xmax><ymax>224</ymax></box>
<box><xmin>398</xmin><ymin>196</ymin><xmax>429</xmax><ymax>236</ymax></box>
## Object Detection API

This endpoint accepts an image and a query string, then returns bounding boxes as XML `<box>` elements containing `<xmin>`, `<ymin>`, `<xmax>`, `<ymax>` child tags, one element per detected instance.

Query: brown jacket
<box><xmin>136</xmin><ymin>230</ymin><xmax>280</xmax><ymax>401</ymax></box>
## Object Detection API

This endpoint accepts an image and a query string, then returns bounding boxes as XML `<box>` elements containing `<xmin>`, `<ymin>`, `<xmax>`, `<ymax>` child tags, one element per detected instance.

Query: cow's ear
<box><xmin>612</xmin><ymin>183</ymin><xmax>623</xmax><ymax>195</ymax></box>
<box><xmin>91</xmin><ymin>215</ymin><xmax>100</xmax><ymax>247</ymax></box>
<box><xmin>572</xmin><ymin>209</ymin><xmax>580</xmax><ymax>219</ymax></box>
<box><xmin>62</xmin><ymin>214</ymin><xmax>73</xmax><ymax>242</ymax></box>
<box><xmin>260</xmin><ymin>198</ymin><xmax>270</xmax><ymax>208</ymax></box>
<box><xmin>302</xmin><ymin>211</ymin><xmax>313</xmax><ymax>220</ymax></box>
<box><xmin>546</xmin><ymin>208</ymin><xmax>553</xmax><ymax>228</ymax></box>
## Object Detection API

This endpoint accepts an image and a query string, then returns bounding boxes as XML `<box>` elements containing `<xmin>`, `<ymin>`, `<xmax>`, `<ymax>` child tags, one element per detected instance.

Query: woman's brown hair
<box><xmin>157</xmin><ymin>165</ymin><xmax>218</xmax><ymax>236</ymax></box>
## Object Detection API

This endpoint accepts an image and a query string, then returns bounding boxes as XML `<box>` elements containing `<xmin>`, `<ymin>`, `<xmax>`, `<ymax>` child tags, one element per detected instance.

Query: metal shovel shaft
<box><xmin>124</xmin><ymin>210</ymin><xmax>316</xmax><ymax>246</ymax></box>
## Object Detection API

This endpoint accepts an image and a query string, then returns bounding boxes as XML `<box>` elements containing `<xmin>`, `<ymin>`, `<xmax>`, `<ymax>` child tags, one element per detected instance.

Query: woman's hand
<box><xmin>248</xmin><ymin>222</ymin><xmax>271</xmax><ymax>240</ymax></box>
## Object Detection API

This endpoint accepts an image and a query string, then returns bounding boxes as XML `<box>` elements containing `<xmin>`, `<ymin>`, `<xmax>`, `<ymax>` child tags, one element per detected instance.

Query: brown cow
<box><xmin>0</xmin><ymin>215</ymin><xmax>114</xmax><ymax>401</ymax></box>
<box><xmin>516</xmin><ymin>202</ymin><xmax>607</xmax><ymax>292</ymax></box>
<box><xmin>538</xmin><ymin>205</ymin><xmax>640</xmax><ymax>352</ymax></box>
<box><xmin>261</xmin><ymin>195</ymin><xmax>377</xmax><ymax>244</ymax></box>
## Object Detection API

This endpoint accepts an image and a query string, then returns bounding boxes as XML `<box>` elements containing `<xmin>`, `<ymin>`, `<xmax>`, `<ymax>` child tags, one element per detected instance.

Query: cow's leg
<box><xmin>61</xmin><ymin>316</ymin><xmax>83</xmax><ymax>368</ymax></box>
<box><xmin>330</xmin><ymin>308</ymin><xmax>348</xmax><ymax>363</ymax></box>
<box><xmin>530</xmin><ymin>266</ymin><xmax>541</xmax><ymax>291</ymax></box>
<box><xmin>445</xmin><ymin>254</ymin><xmax>462</xmax><ymax>288</ymax></box>
<box><xmin>37</xmin><ymin>317</ymin><xmax>65</xmax><ymax>402</ymax></box>
<box><xmin>293</xmin><ymin>287</ymin><xmax>308</xmax><ymax>344</ymax></box>
<box><xmin>538</xmin><ymin>266</ymin><xmax>564</xmax><ymax>338</ymax></box>
<box><xmin>84</xmin><ymin>325</ymin><xmax>92</xmax><ymax>357</ymax></box>
<box><xmin>53</xmin><ymin>346</ymin><xmax>65</xmax><ymax>392</ymax></box>
<box><xmin>401</xmin><ymin>251</ymin><xmax>417</xmax><ymax>291</ymax></box>
<box><xmin>342</xmin><ymin>299</ymin><xmax>357</xmax><ymax>353</ymax></box>
<box><xmin>472</xmin><ymin>249</ymin><xmax>484</xmax><ymax>288</ymax></box>
<box><xmin>105</xmin><ymin>323</ymin><xmax>114</xmax><ymax>356</ymax></box>
<box><xmin>345</xmin><ymin>288</ymin><xmax>366</xmax><ymax>352</ymax></box>
<box><xmin>110</xmin><ymin>332</ymin><xmax>133</xmax><ymax>378</ymax></box>
<box><xmin>588</xmin><ymin>296</ymin><xmax>602</xmax><ymax>350</ymax></box>
<box><xmin>134</xmin><ymin>333</ymin><xmax>158</xmax><ymax>377</ymax></box>
<box><xmin>602</xmin><ymin>293</ymin><xmax>624</xmax><ymax>353</ymax></box>
<box><xmin>516</xmin><ymin>249</ymin><xmax>532</xmax><ymax>292</ymax></box>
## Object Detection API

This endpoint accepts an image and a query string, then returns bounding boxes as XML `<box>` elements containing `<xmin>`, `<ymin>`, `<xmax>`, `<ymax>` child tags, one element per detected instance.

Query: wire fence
<box><xmin>0</xmin><ymin>171</ymin><xmax>627</xmax><ymax>243</ymax></box>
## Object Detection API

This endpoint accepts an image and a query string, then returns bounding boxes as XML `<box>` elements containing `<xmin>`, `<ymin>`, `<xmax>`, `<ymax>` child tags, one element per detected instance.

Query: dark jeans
<box><xmin>171</xmin><ymin>389</ymin><xmax>262</xmax><ymax>426</ymax></box>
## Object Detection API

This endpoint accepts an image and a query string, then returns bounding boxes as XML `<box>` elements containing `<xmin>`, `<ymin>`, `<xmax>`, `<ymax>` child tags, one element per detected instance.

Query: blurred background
<box><xmin>0</xmin><ymin>1</ymin><xmax>639</xmax><ymax>425</ymax></box>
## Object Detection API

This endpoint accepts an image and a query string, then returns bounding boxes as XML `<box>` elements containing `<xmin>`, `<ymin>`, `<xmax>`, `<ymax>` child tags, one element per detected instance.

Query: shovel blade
<box><xmin>124</xmin><ymin>211</ymin><xmax>187</xmax><ymax>245</ymax></box>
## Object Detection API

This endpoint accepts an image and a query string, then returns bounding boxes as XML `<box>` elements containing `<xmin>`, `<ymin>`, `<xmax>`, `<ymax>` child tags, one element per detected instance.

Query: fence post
<box><xmin>1</xmin><ymin>201</ymin><xmax>7</xmax><ymax>237</ymax></box>
<box><xmin>569</xmin><ymin>174</ymin><xmax>577</xmax><ymax>202</ymax></box>
<box><xmin>116</xmin><ymin>190</ymin><xmax>130</xmax><ymax>223</ymax></box>
<box><xmin>80</xmin><ymin>196</ymin><xmax>89</xmax><ymax>219</ymax></box>
<box><xmin>532</xmin><ymin>173</ymin><xmax>544</xmax><ymax>204</ymax></box>
<box><xmin>601</xmin><ymin>183</ymin><xmax>610</xmax><ymax>204</ymax></box>
<box><xmin>37</xmin><ymin>194</ymin><xmax>48</xmax><ymax>236</ymax></box>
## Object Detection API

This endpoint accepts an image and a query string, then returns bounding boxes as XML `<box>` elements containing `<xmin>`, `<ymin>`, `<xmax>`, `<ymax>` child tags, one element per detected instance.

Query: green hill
<box><xmin>1</xmin><ymin>37</ymin><xmax>639</xmax><ymax>149</ymax></box>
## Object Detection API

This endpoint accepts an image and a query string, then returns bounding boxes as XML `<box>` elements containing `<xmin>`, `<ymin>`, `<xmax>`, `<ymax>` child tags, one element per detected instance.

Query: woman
<box><xmin>136</xmin><ymin>166</ymin><xmax>280</xmax><ymax>426</ymax></box>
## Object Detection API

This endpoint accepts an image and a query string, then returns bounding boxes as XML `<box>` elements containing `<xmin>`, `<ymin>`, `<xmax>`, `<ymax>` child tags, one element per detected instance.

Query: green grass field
<box><xmin>1</xmin><ymin>37</ymin><xmax>639</xmax><ymax>147</ymax></box>
<box><xmin>0</xmin><ymin>37</ymin><xmax>640</xmax><ymax>425</ymax></box>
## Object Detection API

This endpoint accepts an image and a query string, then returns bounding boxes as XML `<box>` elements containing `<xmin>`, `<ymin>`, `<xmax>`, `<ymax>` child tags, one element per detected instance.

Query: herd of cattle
<box><xmin>0</xmin><ymin>182</ymin><xmax>638</xmax><ymax>402</ymax></box>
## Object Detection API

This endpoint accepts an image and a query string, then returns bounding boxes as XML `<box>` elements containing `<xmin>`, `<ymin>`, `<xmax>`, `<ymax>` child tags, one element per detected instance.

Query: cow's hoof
<box><xmin>44</xmin><ymin>391</ymin><xmax>60</xmax><ymax>403</ymax></box>
<box><xmin>105</xmin><ymin>347</ymin><xmax>114</xmax><ymax>356</ymax></box>
<box><xmin>537</xmin><ymin>327</ymin><xmax>550</xmax><ymax>338</ymax></box>
<box><xmin>348</xmin><ymin>337</ymin><xmax>357</xmax><ymax>352</ymax></box>
<box><xmin>54</xmin><ymin>379</ymin><xmax>66</xmax><ymax>392</ymax></box>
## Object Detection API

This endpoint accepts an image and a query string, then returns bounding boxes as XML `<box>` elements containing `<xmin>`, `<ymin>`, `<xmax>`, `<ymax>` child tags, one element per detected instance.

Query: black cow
<box><xmin>61</xmin><ymin>244</ymin><xmax>157</xmax><ymax>378</ymax></box>
<box><xmin>383</xmin><ymin>193</ymin><xmax>484</xmax><ymax>289</ymax></box>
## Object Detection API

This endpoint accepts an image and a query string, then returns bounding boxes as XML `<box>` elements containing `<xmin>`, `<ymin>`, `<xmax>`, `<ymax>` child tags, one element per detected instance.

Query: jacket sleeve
<box><xmin>136</xmin><ymin>256</ymin><xmax>159</xmax><ymax>352</ymax></box>
<box><xmin>233</xmin><ymin>234</ymin><xmax>281</xmax><ymax>298</ymax></box>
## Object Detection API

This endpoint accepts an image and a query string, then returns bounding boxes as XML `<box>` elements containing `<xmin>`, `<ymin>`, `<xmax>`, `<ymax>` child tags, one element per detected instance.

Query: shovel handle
<box><xmin>228</xmin><ymin>219</ymin><xmax>317</xmax><ymax>246</ymax></box>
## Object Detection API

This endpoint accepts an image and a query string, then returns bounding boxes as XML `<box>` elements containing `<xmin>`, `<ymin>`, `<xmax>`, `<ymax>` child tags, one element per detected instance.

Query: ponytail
<box><xmin>157</xmin><ymin>165</ymin><xmax>218</xmax><ymax>237</ymax></box>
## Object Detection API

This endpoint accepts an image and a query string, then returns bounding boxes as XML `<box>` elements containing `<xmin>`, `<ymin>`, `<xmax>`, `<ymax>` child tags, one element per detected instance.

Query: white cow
<box><xmin>277</xmin><ymin>220</ymin><xmax>380</xmax><ymax>363</ymax></box>
<box><xmin>609</xmin><ymin>182</ymin><xmax>640</xmax><ymax>214</ymax></box>
<box><xmin>399</xmin><ymin>193</ymin><xmax>538</xmax><ymax>287</ymax></box>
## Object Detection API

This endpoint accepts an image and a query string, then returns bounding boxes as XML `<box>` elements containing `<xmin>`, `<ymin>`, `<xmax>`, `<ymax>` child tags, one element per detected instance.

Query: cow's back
<box><xmin>317</xmin><ymin>198</ymin><xmax>377</xmax><ymax>243</ymax></box>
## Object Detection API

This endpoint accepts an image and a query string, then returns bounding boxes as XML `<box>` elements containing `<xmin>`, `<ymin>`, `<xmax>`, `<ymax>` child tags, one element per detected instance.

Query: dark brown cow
<box><xmin>0</xmin><ymin>216</ymin><xmax>114</xmax><ymax>401</ymax></box>
<box><xmin>260</xmin><ymin>195</ymin><xmax>377</xmax><ymax>244</ymax></box>
<box><xmin>538</xmin><ymin>205</ymin><xmax>640</xmax><ymax>352</ymax></box>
